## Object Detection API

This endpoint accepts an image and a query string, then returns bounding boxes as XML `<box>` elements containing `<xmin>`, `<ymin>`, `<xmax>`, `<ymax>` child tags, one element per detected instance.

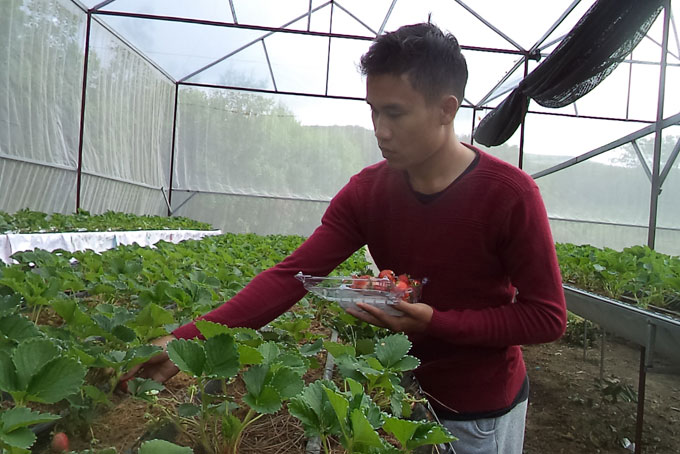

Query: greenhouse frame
<box><xmin>1</xmin><ymin>1</ymin><xmax>680</xmax><ymax>453</ymax></box>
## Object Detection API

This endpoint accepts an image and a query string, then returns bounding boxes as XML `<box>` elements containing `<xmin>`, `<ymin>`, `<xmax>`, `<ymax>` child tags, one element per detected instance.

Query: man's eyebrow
<box><xmin>365</xmin><ymin>101</ymin><xmax>404</xmax><ymax>110</ymax></box>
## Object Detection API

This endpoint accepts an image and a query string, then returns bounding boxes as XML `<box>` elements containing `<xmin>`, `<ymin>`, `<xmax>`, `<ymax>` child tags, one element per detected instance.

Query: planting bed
<box><xmin>2</xmin><ymin>217</ymin><xmax>679</xmax><ymax>453</ymax></box>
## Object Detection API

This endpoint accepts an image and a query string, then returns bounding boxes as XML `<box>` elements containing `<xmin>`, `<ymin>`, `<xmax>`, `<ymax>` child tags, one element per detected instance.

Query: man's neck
<box><xmin>407</xmin><ymin>139</ymin><xmax>476</xmax><ymax>195</ymax></box>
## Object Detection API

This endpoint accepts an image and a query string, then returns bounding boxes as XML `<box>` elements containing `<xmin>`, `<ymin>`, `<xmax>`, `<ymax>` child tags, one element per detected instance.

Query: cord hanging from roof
<box><xmin>473</xmin><ymin>0</ymin><xmax>665</xmax><ymax>147</ymax></box>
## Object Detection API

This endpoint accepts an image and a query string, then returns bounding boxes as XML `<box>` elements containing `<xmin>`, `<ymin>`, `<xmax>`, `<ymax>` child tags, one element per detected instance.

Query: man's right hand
<box><xmin>120</xmin><ymin>334</ymin><xmax>180</xmax><ymax>384</ymax></box>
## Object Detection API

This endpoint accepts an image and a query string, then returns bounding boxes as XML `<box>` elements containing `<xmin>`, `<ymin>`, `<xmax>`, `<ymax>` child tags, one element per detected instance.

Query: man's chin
<box><xmin>384</xmin><ymin>158</ymin><xmax>406</xmax><ymax>170</ymax></box>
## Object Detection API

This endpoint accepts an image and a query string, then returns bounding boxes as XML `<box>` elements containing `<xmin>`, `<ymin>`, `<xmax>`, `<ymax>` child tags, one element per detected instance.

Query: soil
<box><xmin>31</xmin><ymin>335</ymin><xmax>680</xmax><ymax>454</ymax></box>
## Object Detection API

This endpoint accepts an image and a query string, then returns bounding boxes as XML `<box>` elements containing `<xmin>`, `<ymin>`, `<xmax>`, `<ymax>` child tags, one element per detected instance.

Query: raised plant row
<box><xmin>0</xmin><ymin>233</ymin><xmax>454</xmax><ymax>454</ymax></box>
<box><xmin>0</xmin><ymin>209</ymin><xmax>213</xmax><ymax>234</ymax></box>
<box><xmin>555</xmin><ymin>243</ymin><xmax>680</xmax><ymax>313</ymax></box>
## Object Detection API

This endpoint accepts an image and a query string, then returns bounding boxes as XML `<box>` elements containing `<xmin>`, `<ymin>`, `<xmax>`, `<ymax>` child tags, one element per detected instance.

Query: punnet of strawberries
<box><xmin>349</xmin><ymin>269</ymin><xmax>426</xmax><ymax>303</ymax></box>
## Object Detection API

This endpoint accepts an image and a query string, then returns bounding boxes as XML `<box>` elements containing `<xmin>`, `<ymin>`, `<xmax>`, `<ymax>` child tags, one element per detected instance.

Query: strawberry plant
<box><xmin>0</xmin><ymin>337</ymin><xmax>87</xmax><ymax>453</ymax></box>
<box><xmin>0</xmin><ymin>407</ymin><xmax>61</xmax><ymax>454</ymax></box>
<box><xmin>328</xmin><ymin>334</ymin><xmax>420</xmax><ymax>417</ymax></box>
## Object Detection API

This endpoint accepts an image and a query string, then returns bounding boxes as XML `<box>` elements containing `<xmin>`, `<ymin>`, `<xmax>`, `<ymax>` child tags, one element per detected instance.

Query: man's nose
<box><xmin>373</xmin><ymin>117</ymin><xmax>391</xmax><ymax>141</ymax></box>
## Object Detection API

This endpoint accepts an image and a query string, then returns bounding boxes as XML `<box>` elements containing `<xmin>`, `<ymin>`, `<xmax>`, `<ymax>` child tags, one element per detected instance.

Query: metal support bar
<box><xmin>647</xmin><ymin>0</ymin><xmax>671</xmax><ymax>249</ymax></box>
<box><xmin>635</xmin><ymin>347</ymin><xmax>647</xmax><ymax>454</ymax></box>
<box><xmin>646</xmin><ymin>322</ymin><xmax>657</xmax><ymax>369</ymax></box>
<box><xmin>583</xmin><ymin>321</ymin><xmax>588</xmax><ymax>361</ymax></box>
<box><xmin>75</xmin><ymin>13</ymin><xmax>92</xmax><ymax>212</ymax></box>
<box><xmin>178</xmin><ymin>2</ymin><xmax>334</xmax><ymax>83</ymax></box>
<box><xmin>160</xmin><ymin>187</ymin><xmax>172</xmax><ymax>213</ymax></box>
<box><xmin>631</xmin><ymin>140</ymin><xmax>653</xmax><ymax>182</ymax></box>
<box><xmin>600</xmin><ymin>329</ymin><xmax>606</xmax><ymax>381</ymax></box>
<box><xmin>167</xmin><ymin>84</ymin><xmax>180</xmax><ymax>217</ymax></box>
<box><xmin>531</xmin><ymin>111</ymin><xmax>680</xmax><ymax>180</ymax></box>
<box><xmin>453</xmin><ymin>0</ymin><xmax>526</xmax><ymax>52</ymax></box>
<box><xmin>334</xmin><ymin>1</ymin><xmax>377</xmax><ymax>35</ymax></box>
<box><xmin>170</xmin><ymin>191</ymin><xmax>199</xmax><ymax>216</ymax></box>
<box><xmin>228</xmin><ymin>0</ymin><xmax>238</xmax><ymax>24</ymax></box>
<box><xmin>261</xmin><ymin>40</ymin><xmax>278</xmax><ymax>92</ymax></box>
<box><xmin>378</xmin><ymin>0</ymin><xmax>398</xmax><ymax>36</ymax></box>
<box><xmin>325</xmin><ymin>2</ymin><xmax>334</xmax><ymax>96</ymax></box>
<box><xmin>659</xmin><ymin>136</ymin><xmax>680</xmax><ymax>186</ymax></box>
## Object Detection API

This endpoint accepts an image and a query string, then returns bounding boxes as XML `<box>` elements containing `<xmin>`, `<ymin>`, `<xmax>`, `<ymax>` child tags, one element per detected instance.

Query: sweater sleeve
<box><xmin>428</xmin><ymin>185</ymin><xmax>567</xmax><ymax>347</ymax></box>
<box><xmin>172</xmin><ymin>180</ymin><xmax>365</xmax><ymax>339</ymax></box>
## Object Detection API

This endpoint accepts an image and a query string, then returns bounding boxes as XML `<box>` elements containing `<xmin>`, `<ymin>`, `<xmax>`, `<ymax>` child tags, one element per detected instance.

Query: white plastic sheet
<box><xmin>0</xmin><ymin>229</ymin><xmax>222</xmax><ymax>264</ymax></box>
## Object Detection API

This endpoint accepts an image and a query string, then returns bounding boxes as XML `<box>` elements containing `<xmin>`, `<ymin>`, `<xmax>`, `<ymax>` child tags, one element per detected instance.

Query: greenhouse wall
<box><xmin>1</xmin><ymin>0</ymin><xmax>678</xmax><ymax>257</ymax></box>
<box><xmin>0</xmin><ymin>0</ymin><xmax>85</xmax><ymax>214</ymax></box>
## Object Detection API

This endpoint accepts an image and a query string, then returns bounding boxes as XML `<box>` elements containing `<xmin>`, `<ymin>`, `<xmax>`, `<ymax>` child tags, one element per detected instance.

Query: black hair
<box><xmin>360</xmin><ymin>22</ymin><xmax>468</xmax><ymax>104</ymax></box>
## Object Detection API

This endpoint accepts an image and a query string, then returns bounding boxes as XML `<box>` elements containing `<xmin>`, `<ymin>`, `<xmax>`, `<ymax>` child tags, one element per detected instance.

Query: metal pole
<box><xmin>167</xmin><ymin>84</ymin><xmax>180</xmax><ymax>216</ymax></box>
<box><xmin>635</xmin><ymin>347</ymin><xmax>647</xmax><ymax>454</ymax></box>
<box><xmin>647</xmin><ymin>0</ymin><xmax>671</xmax><ymax>248</ymax></box>
<box><xmin>518</xmin><ymin>58</ymin><xmax>529</xmax><ymax>169</ymax></box>
<box><xmin>75</xmin><ymin>13</ymin><xmax>92</xmax><ymax>212</ymax></box>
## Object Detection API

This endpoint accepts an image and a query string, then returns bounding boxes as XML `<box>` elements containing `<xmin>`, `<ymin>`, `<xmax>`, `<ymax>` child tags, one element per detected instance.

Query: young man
<box><xmin>125</xmin><ymin>23</ymin><xmax>567</xmax><ymax>454</ymax></box>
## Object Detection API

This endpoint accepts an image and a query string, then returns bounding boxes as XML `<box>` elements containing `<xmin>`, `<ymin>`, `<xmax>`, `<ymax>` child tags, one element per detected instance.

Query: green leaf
<box><xmin>299</xmin><ymin>338</ymin><xmax>323</xmax><ymax>357</ymax></box>
<box><xmin>0</xmin><ymin>294</ymin><xmax>22</xmax><ymax>316</ymax></box>
<box><xmin>243</xmin><ymin>384</ymin><xmax>281</xmax><ymax>414</ymax></box>
<box><xmin>0</xmin><ymin>407</ymin><xmax>60</xmax><ymax>432</ymax></box>
<box><xmin>0</xmin><ymin>426</ymin><xmax>36</xmax><ymax>449</ymax></box>
<box><xmin>324</xmin><ymin>386</ymin><xmax>350</xmax><ymax>434</ymax></box>
<box><xmin>0</xmin><ymin>315</ymin><xmax>42</xmax><ymax>343</ymax></box>
<box><xmin>242</xmin><ymin>364</ymin><xmax>268</xmax><ymax>397</ymax></box>
<box><xmin>26</xmin><ymin>356</ymin><xmax>87</xmax><ymax>403</ymax></box>
<box><xmin>131</xmin><ymin>303</ymin><xmax>175</xmax><ymax>338</ymax></box>
<box><xmin>138</xmin><ymin>439</ymin><xmax>194</xmax><ymax>454</ymax></box>
<box><xmin>409</xmin><ymin>421</ymin><xmax>456</xmax><ymax>449</ymax></box>
<box><xmin>374</xmin><ymin>334</ymin><xmax>413</xmax><ymax>368</ymax></box>
<box><xmin>123</xmin><ymin>345</ymin><xmax>163</xmax><ymax>369</ymax></box>
<box><xmin>112</xmin><ymin>324</ymin><xmax>137</xmax><ymax>343</ymax></box>
<box><xmin>166</xmin><ymin>339</ymin><xmax>205</xmax><ymax>377</ymax></box>
<box><xmin>13</xmin><ymin>339</ymin><xmax>59</xmax><ymax>388</ymax></box>
<box><xmin>270</xmin><ymin>367</ymin><xmax>303</xmax><ymax>399</ymax></box>
<box><xmin>349</xmin><ymin>408</ymin><xmax>384</xmax><ymax>448</ymax></box>
<box><xmin>258</xmin><ymin>342</ymin><xmax>280</xmax><ymax>365</ymax></box>
<box><xmin>195</xmin><ymin>320</ymin><xmax>231</xmax><ymax>338</ymax></box>
<box><xmin>382</xmin><ymin>417</ymin><xmax>417</xmax><ymax>449</ymax></box>
<box><xmin>178</xmin><ymin>403</ymin><xmax>200</xmax><ymax>417</ymax></box>
<box><xmin>288</xmin><ymin>380</ymin><xmax>341</xmax><ymax>438</ymax></box>
<box><xmin>324</xmin><ymin>341</ymin><xmax>356</xmax><ymax>359</ymax></box>
<box><xmin>390</xmin><ymin>355</ymin><xmax>420</xmax><ymax>372</ymax></box>
<box><xmin>0</xmin><ymin>350</ymin><xmax>19</xmax><ymax>392</ymax></box>
<box><xmin>204</xmin><ymin>334</ymin><xmax>239</xmax><ymax>379</ymax></box>
<box><xmin>237</xmin><ymin>344</ymin><xmax>263</xmax><ymax>366</ymax></box>
<box><xmin>128</xmin><ymin>378</ymin><xmax>164</xmax><ymax>398</ymax></box>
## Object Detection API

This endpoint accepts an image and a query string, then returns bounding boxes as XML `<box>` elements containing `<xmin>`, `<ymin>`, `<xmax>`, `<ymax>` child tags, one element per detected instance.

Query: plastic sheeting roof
<box><xmin>72</xmin><ymin>1</ymin><xmax>606</xmax><ymax>105</ymax></box>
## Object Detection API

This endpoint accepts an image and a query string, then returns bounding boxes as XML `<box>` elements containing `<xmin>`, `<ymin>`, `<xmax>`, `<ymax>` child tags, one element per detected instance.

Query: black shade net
<box><xmin>473</xmin><ymin>0</ymin><xmax>665</xmax><ymax>147</ymax></box>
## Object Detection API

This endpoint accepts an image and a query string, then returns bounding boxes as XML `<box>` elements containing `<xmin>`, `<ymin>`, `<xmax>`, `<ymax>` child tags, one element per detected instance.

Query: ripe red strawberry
<box><xmin>371</xmin><ymin>277</ymin><xmax>390</xmax><ymax>291</ymax></box>
<box><xmin>378</xmin><ymin>269</ymin><xmax>396</xmax><ymax>283</ymax></box>
<box><xmin>117</xmin><ymin>377</ymin><xmax>130</xmax><ymax>393</ymax></box>
<box><xmin>351</xmin><ymin>275</ymin><xmax>371</xmax><ymax>289</ymax></box>
<box><xmin>394</xmin><ymin>280</ymin><xmax>410</xmax><ymax>292</ymax></box>
<box><xmin>51</xmin><ymin>432</ymin><xmax>69</xmax><ymax>453</ymax></box>
<box><xmin>397</xmin><ymin>273</ymin><xmax>410</xmax><ymax>284</ymax></box>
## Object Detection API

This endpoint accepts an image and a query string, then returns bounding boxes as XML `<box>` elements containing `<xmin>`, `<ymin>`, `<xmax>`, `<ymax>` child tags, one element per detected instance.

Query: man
<box><xmin>125</xmin><ymin>22</ymin><xmax>567</xmax><ymax>454</ymax></box>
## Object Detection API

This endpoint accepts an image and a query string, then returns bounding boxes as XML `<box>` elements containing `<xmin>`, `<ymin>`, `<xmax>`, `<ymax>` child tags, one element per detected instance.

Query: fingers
<box><xmin>120</xmin><ymin>364</ymin><xmax>143</xmax><ymax>382</ymax></box>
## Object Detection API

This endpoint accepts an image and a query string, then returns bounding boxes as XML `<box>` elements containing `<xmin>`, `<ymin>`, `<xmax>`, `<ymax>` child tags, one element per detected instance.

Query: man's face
<box><xmin>366</xmin><ymin>73</ymin><xmax>448</xmax><ymax>171</ymax></box>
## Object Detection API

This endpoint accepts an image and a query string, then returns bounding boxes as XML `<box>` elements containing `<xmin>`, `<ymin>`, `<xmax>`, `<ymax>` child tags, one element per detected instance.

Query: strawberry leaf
<box><xmin>166</xmin><ymin>339</ymin><xmax>206</xmax><ymax>377</ymax></box>
<box><xmin>204</xmin><ymin>334</ymin><xmax>239</xmax><ymax>379</ymax></box>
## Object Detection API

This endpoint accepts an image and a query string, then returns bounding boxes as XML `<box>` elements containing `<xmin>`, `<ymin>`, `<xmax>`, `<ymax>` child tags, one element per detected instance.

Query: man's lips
<box><xmin>380</xmin><ymin>147</ymin><xmax>395</xmax><ymax>157</ymax></box>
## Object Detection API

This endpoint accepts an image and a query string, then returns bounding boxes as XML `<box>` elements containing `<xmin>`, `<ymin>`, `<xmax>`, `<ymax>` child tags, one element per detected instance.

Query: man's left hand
<box><xmin>347</xmin><ymin>300</ymin><xmax>433</xmax><ymax>334</ymax></box>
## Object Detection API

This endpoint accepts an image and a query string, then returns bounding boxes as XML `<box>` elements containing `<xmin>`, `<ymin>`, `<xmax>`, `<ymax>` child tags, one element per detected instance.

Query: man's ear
<box><xmin>440</xmin><ymin>95</ymin><xmax>460</xmax><ymax>125</ymax></box>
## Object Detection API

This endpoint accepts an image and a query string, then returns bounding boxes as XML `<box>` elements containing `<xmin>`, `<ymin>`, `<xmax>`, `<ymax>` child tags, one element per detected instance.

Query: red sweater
<box><xmin>173</xmin><ymin>147</ymin><xmax>567</xmax><ymax>415</ymax></box>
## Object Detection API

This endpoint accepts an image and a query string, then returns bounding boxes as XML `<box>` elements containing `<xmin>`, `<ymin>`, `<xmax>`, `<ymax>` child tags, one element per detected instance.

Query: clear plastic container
<box><xmin>295</xmin><ymin>272</ymin><xmax>410</xmax><ymax>316</ymax></box>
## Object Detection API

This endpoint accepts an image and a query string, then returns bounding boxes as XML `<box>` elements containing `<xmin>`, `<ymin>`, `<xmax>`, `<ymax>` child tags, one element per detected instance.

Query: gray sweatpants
<box><xmin>439</xmin><ymin>399</ymin><xmax>528</xmax><ymax>454</ymax></box>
